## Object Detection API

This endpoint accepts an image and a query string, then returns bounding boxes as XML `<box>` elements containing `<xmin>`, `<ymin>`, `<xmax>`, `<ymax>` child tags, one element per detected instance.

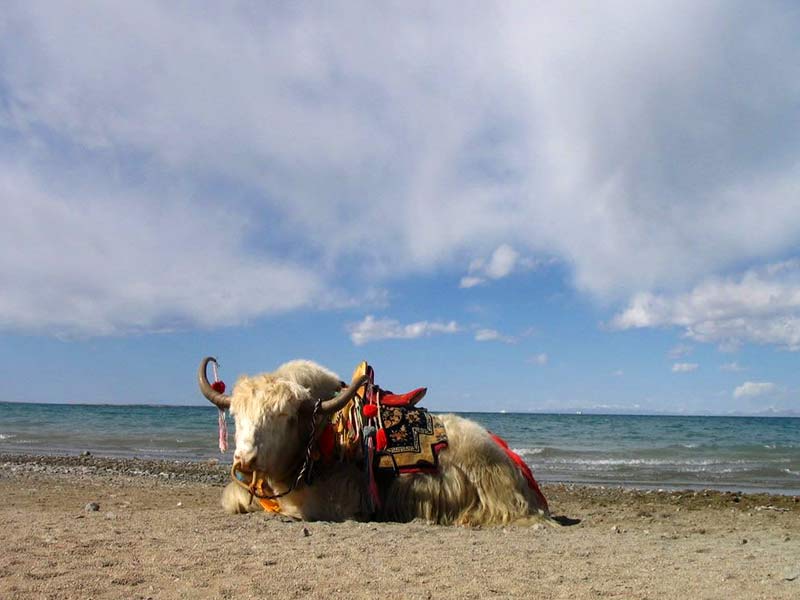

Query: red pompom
<box><xmin>211</xmin><ymin>381</ymin><xmax>226</xmax><ymax>394</ymax></box>
<box><xmin>376</xmin><ymin>428</ymin><xmax>387</xmax><ymax>451</ymax></box>
<box><xmin>362</xmin><ymin>404</ymin><xmax>378</xmax><ymax>419</ymax></box>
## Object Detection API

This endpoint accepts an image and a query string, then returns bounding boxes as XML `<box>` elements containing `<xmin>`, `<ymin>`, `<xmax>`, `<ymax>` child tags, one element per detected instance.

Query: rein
<box><xmin>231</xmin><ymin>399</ymin><xmax>322</xmax><ymax>501</ymax></box>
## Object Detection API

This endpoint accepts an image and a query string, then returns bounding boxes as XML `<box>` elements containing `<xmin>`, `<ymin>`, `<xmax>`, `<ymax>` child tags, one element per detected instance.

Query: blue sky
<box><xmin>1</xmin><ymin>2</ymin><xmax>799</xmax><ymax>415</ymax></box>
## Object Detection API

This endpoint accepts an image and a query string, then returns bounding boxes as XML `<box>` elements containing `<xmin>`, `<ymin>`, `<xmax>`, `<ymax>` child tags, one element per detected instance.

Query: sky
<box><xmin>1</xmin><ymin>1</ymin><xmax>799</xmax><ymax>415</ymax></box>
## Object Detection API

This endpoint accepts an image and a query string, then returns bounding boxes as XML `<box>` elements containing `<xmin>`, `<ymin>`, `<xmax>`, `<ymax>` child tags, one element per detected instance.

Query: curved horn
<box><xmin>319</xmin><ymin>374</ymin><xmax>369</xmax><ymax>414</ymax></box>
<box><xmin>198</xmin><ymin>356</ymin><xmax>231</xmax><ymax>410</ymax></box>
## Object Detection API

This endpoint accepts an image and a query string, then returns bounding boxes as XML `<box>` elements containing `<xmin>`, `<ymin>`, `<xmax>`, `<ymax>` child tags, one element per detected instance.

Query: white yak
<box><xmin>199</xmin><ymin>357</ymin><xmax>552</xmax><ymax>525</ymax></box>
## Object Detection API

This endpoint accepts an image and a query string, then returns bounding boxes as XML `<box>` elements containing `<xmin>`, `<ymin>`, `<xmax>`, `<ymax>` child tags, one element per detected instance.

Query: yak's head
<box><xmin>198</xmin><ymin>357</ymin><xmax>365</xmax><ymax>481</ymax></box>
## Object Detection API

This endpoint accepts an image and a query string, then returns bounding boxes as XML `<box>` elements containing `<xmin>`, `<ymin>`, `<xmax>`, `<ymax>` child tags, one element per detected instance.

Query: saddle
<box><xmin>355</xmin><ymin>361</ymin><xmax>446</xmax><ymax>470</ymax></box>
<box><xmin>355</xmin><ymin>362</ymin><xmax>427</xmax><ymax>407</ymax></box>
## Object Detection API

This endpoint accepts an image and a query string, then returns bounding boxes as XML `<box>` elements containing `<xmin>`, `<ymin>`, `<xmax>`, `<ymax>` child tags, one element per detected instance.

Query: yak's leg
<box><xmin>220</xmin><ymin>481</ymin><xmax>260</xmax><ymax>514</ymax></box>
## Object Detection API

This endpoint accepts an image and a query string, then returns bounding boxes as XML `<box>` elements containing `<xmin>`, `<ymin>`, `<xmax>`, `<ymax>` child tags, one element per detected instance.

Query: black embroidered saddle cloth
<box><xmin>376</xmin><ymin>405</ymin><xmax>448</xmax><ymax>474</ymax></box>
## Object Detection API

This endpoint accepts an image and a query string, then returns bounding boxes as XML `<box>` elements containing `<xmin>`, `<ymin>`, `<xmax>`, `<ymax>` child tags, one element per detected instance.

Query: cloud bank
<box><xmin>0</xmin><ymin>163</ymin><xmax>321</xmax><ymax>336</ymax></box>
<box><xmin>2</xmin><ymin>2</ymin><xmax>800</xmax><ymax>336</ymax></box>
<box><xmin>611</xmin><ymin>261</ymin><xmax>800</xmax><ymax>351</ymax></box>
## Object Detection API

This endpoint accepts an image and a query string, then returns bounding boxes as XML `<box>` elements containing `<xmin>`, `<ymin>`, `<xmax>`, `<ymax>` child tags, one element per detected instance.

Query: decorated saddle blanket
<box><xmin>375</xmin><ymin>405</ymin><xmax>448</xmax><ymax>474</ymax></box>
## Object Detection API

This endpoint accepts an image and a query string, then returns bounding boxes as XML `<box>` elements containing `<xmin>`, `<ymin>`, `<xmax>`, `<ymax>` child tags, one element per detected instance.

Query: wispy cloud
<box><xmin>720</xmin><ymin>362</ymin><xmax>745</xmax><ymax>372</ymax></box>
<box><xmin>733</xmin><ymin>381</ymin><xmax>776</xmax><ymax>399</ymax></box>
<box><xmin>672</xmin><ymin>363</ymin><xmax>698</xmax><ymax>373</ymax></box>
<box><xmin>527</xmin><ymin>353</ymin><xmax>549</xmax><ymax>366</ymax></box>
<box><xmin>474</xmin><ymin>328</ymin><xmax>517</xmax><ymax>344</ymax></box>
<box><xmin>668</xmin><ymin>344</ymin><xmax>693</xmax><ymax>359</ymax></box>
<box><xmin>348</xmin><ymin>315</ymin><xmax>459</xmax><ymax>346</ymax></box>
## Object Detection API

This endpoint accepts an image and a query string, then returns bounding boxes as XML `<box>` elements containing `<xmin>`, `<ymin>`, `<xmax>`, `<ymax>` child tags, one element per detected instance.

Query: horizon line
<box><xmin>1</xmin><ymin>400</ymin><xmax>797</xmax><ymax>418</ymax></box>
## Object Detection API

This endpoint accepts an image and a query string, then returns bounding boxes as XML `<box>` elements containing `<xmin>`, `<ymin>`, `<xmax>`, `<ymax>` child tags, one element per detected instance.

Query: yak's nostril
<box><xmin>235</xmin><ymin>449</ymin><xmax>257</xmax><ymax>471</ymax></box>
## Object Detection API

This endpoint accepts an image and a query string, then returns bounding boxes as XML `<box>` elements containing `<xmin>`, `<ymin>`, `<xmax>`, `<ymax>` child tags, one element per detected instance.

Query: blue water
<box><xmin>1</xmin><ymin>402</ymin><xmax>798</xmax><ymax>494</ymax></box>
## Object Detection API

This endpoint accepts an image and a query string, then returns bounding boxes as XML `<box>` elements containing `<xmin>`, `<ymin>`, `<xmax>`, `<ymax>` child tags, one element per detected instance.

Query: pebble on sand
<box><xmin>85</xmin><ymin>502</ymin><xmax>100</xmax><ymax>512</ymax></box>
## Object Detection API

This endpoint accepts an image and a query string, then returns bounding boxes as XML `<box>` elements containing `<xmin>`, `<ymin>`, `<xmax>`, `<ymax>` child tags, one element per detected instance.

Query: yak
<box><xmin>198</xmin><ymin>356</ymin><xmax>552</xmax><ymax>526</ymax></box>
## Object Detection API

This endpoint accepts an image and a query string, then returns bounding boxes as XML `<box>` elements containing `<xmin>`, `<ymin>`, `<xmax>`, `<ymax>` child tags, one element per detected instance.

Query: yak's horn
<box><xmin>198</xmin><ymin>356</ymin><xmax>231</xmax><ymax>410</ymax></box>
<box><xmin>319</xmin><ymin>374</ymin><xmax>369</xmax><ymax>414</ymax></box>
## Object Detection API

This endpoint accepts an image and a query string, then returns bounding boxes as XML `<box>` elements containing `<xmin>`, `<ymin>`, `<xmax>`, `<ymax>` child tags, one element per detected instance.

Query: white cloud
<box><xmin>611</xmin><ymin>261</ymin><xmax>800</xmax><ymax>351</ymax></box>
<box><xmin>668</xmin><ymin>344</ymin><xmax>693</xmax><ymax>359</ymax></box>
<box><xmin>460</xmin><ymin>244</ymin><xmax>528</xmax><ymax>288</ymax></box>
<box><xmin>474</xmin><ymin>328</ymin><xmax>516</xmax><ymax>344</ymax></box>
<box><xmin>720</xmin><ymin>362</ymin><xmax>745</xmax><ymax>372</ymax></box>
<box><xmin>485</xmin><ymin>245</ymin><xmax>520</xmax><ymax>279</ymax></box>
<box><xmin>672</xmin><ymin>362</ymin><xmax>698</xmax><ymax>373</ymax></box>
<box><xmin>733</xmin><ymin>381</ymin><xmax>776</xmax><ymax>399</ymax></box>
<box><xmin>458</xmin><ymin>276</ymin><xmax>484</xmax><ymax>290</ymax></box>
<box><xmin>2</xmin><ymin>4</ymin><xmax>800</xmax><ymax>335</ymax></box>
<box><xmin>348</xmin><ymin>315</ymin><xmax>459</xmax><ymax>346</ymax></box>
<box><xmin>0</xmin><ymin>163</ymin><xmax>322</xmax><ymax>336</ymax></box>
<box><xmin>527</xmin><ymin>353</ymin><xmax>549</xmax><ymax>366</ymax></box>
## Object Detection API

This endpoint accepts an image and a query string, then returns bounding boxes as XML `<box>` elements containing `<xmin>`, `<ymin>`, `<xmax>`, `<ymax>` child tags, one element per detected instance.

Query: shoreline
<box><xmin>1</xmin><ymin>452</ymin><xmax>799</xmax><ymax>599</ymax></box>
<box><xmin>3</xmin><ymin>451</ymin><xmax>799</xmax><ymax>498</ymax></box>
<box><xmin>4</xmin><ymin>406</ymin><xmax>798</xmax><ymax>496</ymax></box>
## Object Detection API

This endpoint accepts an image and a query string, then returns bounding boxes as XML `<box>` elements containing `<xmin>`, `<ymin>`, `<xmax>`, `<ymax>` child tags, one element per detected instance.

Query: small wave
<box><xmin>549</xmin><ymin>457</ymin><xmax>738</xmax><ymax>466</ymax></box>
<box><xmin>540</xmin><ymin>457</ymin><xmax>773</xmax><ymax>475</ymax></box>
<box><xmin>513</xmin><ymin>447</ymin><xmax>544</xmax><ymax>456</ymax></box>
<box><xmin>783</xmin><ymin>469</ymin><xmax>800</xmax><ymax>477</ymax></box>
<box><xmin>0</xmin><ymin>433</ymin><xmax>15</xmax><ymax>440</ymax></box>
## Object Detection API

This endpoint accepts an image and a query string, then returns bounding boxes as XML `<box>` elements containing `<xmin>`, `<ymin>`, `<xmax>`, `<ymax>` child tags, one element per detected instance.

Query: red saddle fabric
<box><xmin>490</xmin><ymin>433</ymin><xmax>549</xmax><ymax>512</ymax></box>
<box><xmin>380</xmin><ymin>387</ymin><xmax>427</xmax><ymax>407</ymax></box>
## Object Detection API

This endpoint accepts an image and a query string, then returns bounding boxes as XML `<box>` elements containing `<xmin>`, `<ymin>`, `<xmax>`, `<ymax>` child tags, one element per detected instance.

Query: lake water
<box><xmin>2</xmin><ymin>402</ymin><xmax>798</xmax><ymax>494</ymax></box>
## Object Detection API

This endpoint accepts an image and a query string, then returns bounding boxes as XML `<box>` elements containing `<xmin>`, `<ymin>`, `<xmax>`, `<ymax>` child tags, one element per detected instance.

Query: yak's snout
<box><xmin>233</xmin><ymin>448</ymin><xmax>257</xmax><ymax>472</ymax></box>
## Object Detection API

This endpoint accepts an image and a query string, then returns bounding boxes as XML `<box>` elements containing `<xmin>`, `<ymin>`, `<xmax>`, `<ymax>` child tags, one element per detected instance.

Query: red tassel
<box><xmin>318</xmin><ymin>425</ymin><xmax>335</xmax><ymax>461</ymax></box>
<box><xmin>211</xmin><ymin>380</ymin><xmax>226</xmax><ymax>394</ymax></box>
<box><xmin>376</xmin><ymin>428</ymin><xmax>387</xmax><ymax>451</ymax></box>
<box><xmin>362</xmin><ymin>404</ymin><xmax>378</xmax><ymax>419</ymax></box>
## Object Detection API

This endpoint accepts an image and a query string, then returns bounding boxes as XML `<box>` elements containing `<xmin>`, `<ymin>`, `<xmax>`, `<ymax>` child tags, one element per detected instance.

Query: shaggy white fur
<box><xmin>221</xmin><ymin>360</ymin><xmax>552</xmax><ymax>526</ymax></box>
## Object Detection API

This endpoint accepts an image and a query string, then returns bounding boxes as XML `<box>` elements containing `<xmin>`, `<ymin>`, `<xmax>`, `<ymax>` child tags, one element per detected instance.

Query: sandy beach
<box><xmin>1</xmin><ymin>453</ymin><xmax>798</xmax><ymax>600</ymax></box>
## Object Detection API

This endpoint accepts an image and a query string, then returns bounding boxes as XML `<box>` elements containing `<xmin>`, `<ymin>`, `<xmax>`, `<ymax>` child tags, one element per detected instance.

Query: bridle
<box><xmin>230</xmin><ymin>399</ymin><xmax>323</xmax><ymax>501</ymax></box>
<box><xmin>198</xmin><ymin>356</ymin><xmax>369</xmax><ymax>510</ymax></box>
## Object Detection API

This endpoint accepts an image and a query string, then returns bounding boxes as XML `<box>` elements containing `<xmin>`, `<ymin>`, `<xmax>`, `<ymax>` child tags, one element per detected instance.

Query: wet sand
<box><xmin>1</xmin><ymin>453</ymin><xmax>798</xmax><ymax>599</ymax></box>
